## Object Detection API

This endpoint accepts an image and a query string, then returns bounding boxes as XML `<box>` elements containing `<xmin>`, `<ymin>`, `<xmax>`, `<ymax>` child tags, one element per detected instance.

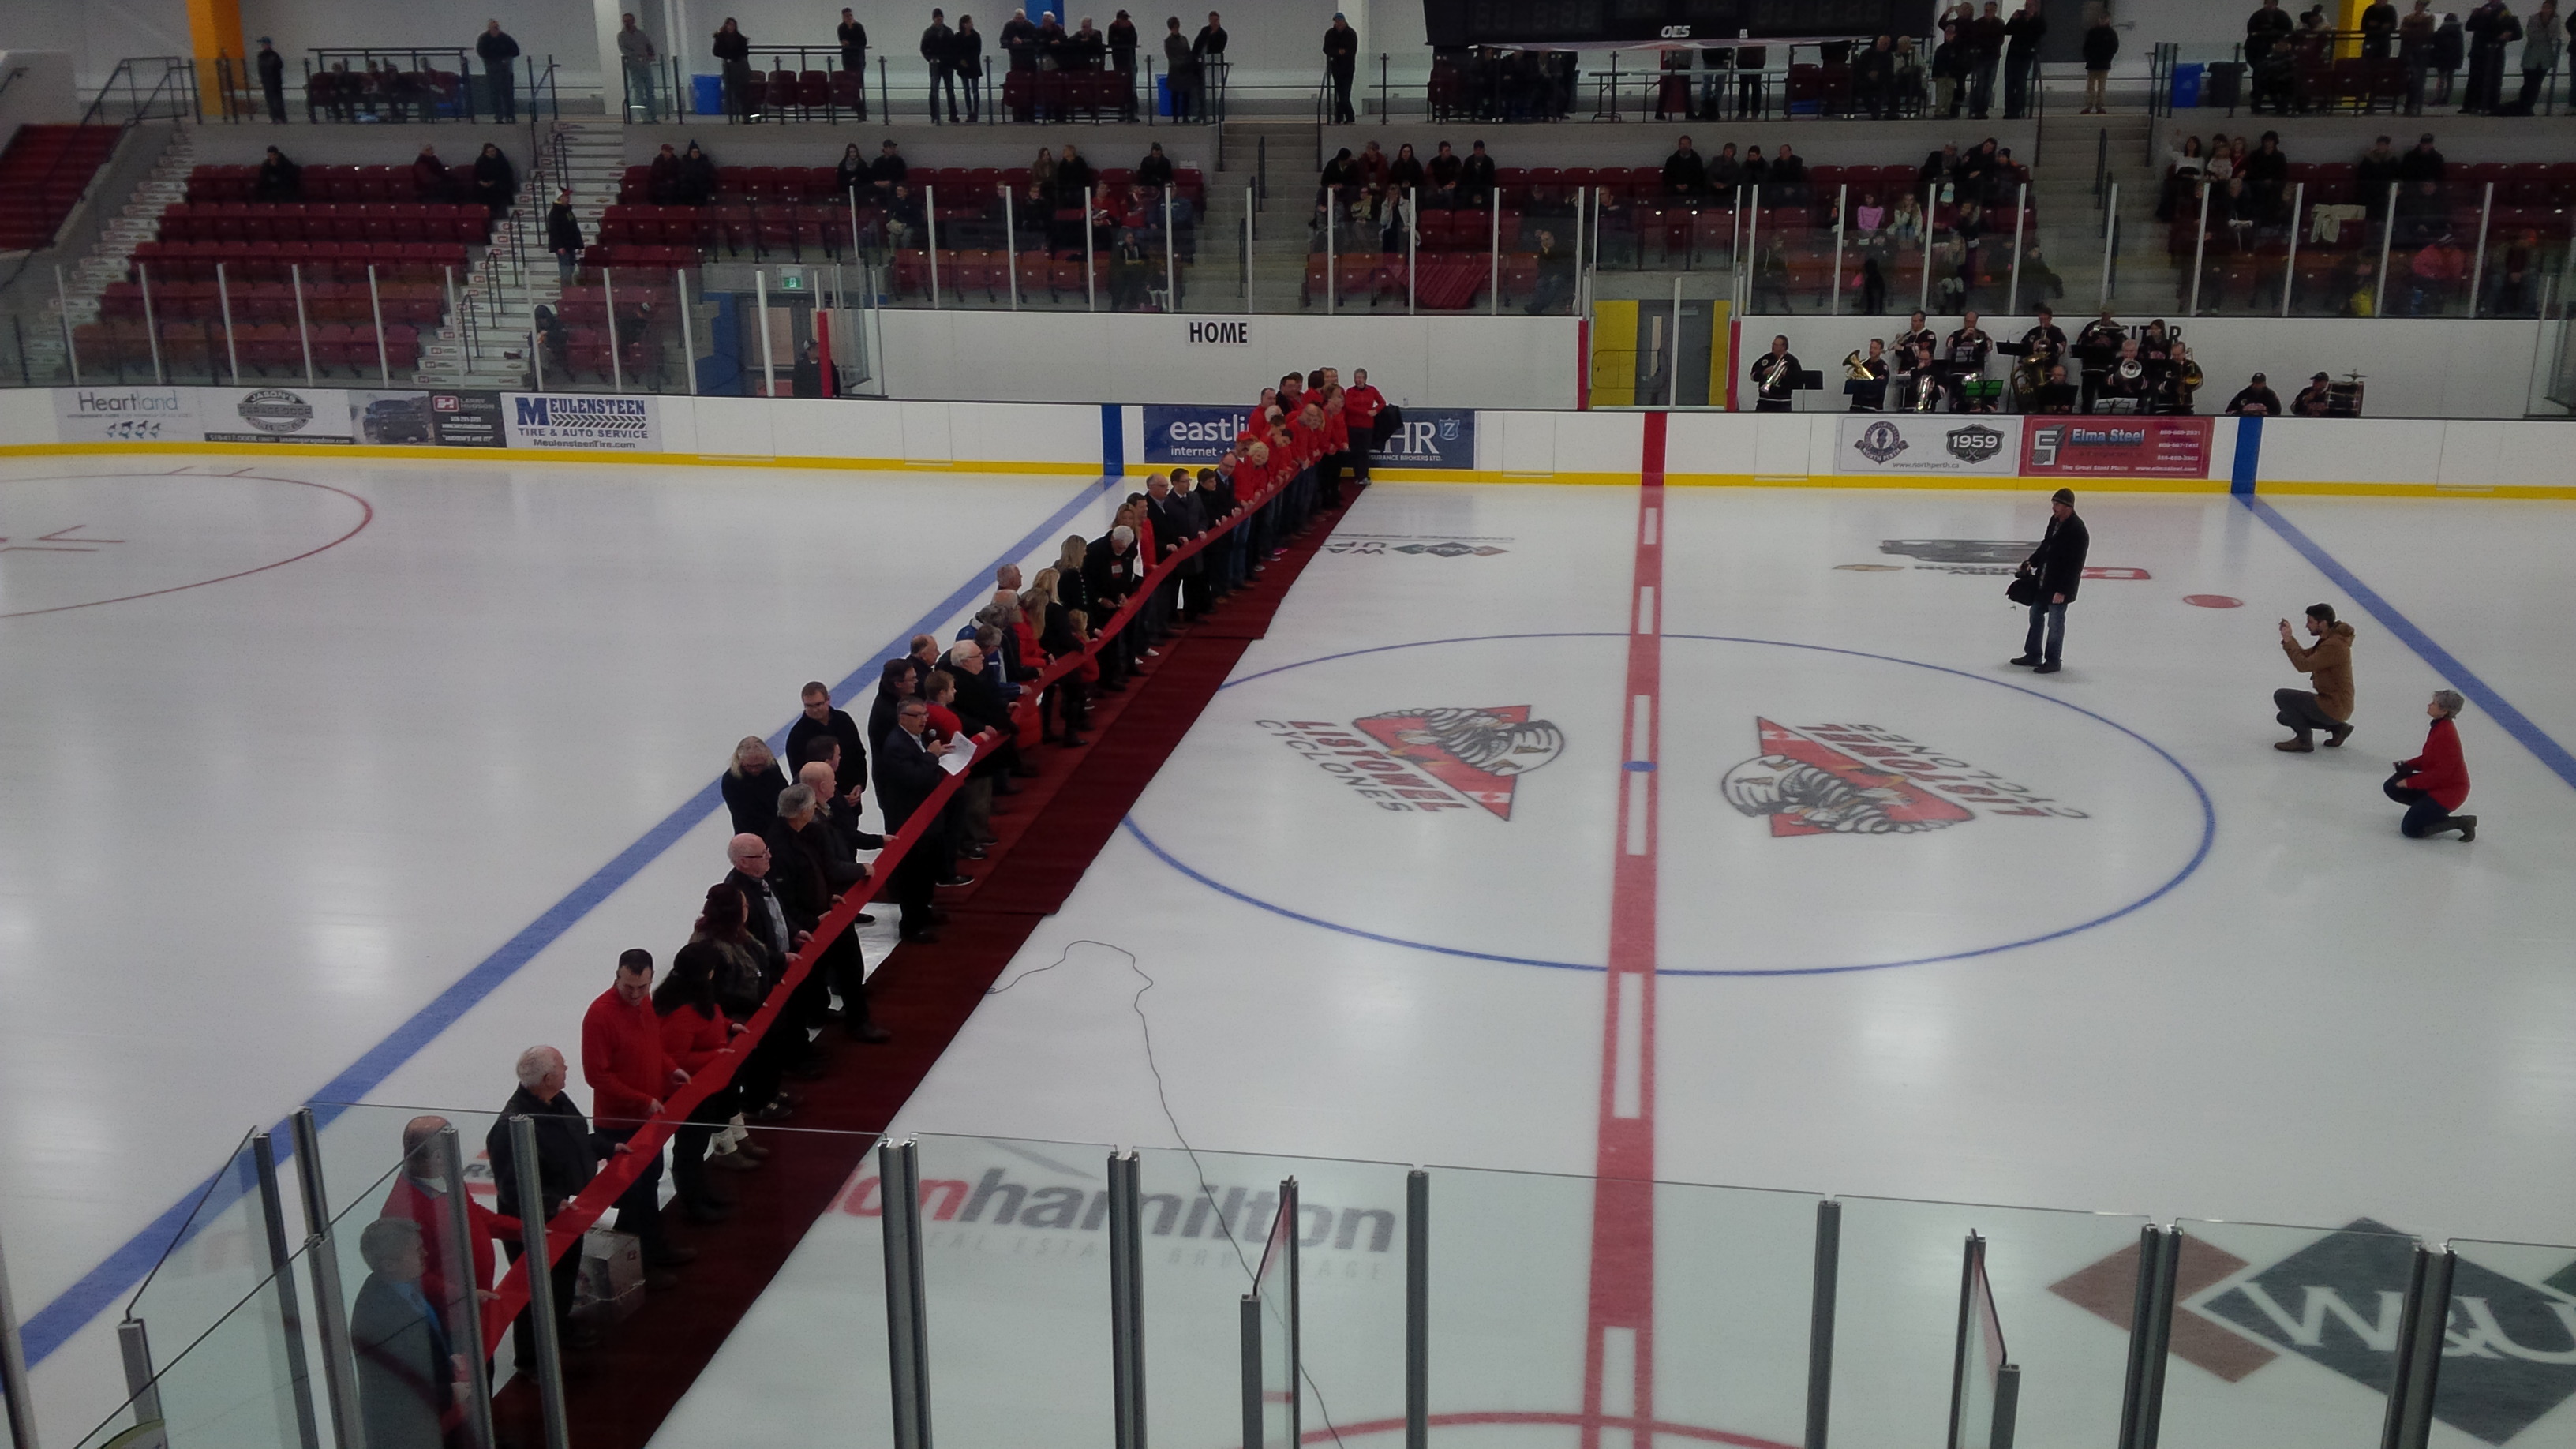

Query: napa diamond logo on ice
<box><xmin>1264</xmin><ymin>706</ymin><xmax>1563</xmax><ymax>817</ymax></box>
<box><xmin>1722</xmin><ymin>719</ymin><xmax>2084</xmax><ymax>836</ymax></box>
<box><xmin>1853</xmin><ymin>420</ymin><xmax>1910</xmax><ymax>465</ymax></box>
<box><xmin>2050</xmin><ymin>1222</ymin><xmax>2576</xmax><ymax>1445</ymax></box>
<box><xmin>1945</xmin><ymin>422</ymin><xmax>2007</xmax><ymax>462</ymax></box>
<box><xmin>1323</xmin><ymin>536</ymin><xmax>1511</xmax><ymax>559</ymax></box>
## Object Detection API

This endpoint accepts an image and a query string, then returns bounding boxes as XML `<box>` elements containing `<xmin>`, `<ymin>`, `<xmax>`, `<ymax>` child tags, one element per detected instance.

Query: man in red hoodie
<box><xmin>582</xmin><ymin>949</ymin><xmax>693</xmax><ymax>1267</ymax></box>
<box><xmin>1342</xmin><ymin>368</ymin><xmax>1385</xmax><ymax>484</ymax></box>
<box><xmin>380</xmin><ymin>1114</ymin><xmax>522</xmax><ymax>1332</ymax></box>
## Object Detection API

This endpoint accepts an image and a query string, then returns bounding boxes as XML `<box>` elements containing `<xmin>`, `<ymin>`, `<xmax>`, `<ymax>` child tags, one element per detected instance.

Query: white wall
<box><xmin>0</xmin><ymin>51</ymin><xmax>83</xmax><ymax>126</ymax></box>
<box><xmin>871</xmin><ymin>309</ymin><xmax>1581</xmax><ymax>407</ymax></box>
<box><xmin>9</xmin><ymin>5</ymin><xmax>192</xmax><ymax>96</ymax></box>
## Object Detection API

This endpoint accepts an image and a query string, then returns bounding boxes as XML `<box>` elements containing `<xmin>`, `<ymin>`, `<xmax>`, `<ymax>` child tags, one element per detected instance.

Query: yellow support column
<box><xmin>185</xmin><ymin>0</ymin><xmax>245</xmax><ymax>118</ymax></box>
<box><xmin>1593</xmin><ymin>300</ymin><xmax>1641</xmax><ymax>406</ymax></box>
<box><xmin>2338</xmin><ymin>0</ymin><xmax>2368</xmax><ymax>58</ymax></box>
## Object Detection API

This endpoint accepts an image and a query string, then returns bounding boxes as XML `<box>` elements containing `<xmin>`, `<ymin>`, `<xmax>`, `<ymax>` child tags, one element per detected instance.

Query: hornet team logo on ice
<box><xmin>1723</xmin><ymin>719</ymin><xmax>2085</xmax><ymax>836</ymax></box>
<box><xmin>1264</xmin><ymin>707</ymin><xmax>1564</xmax><ymax>818</ymax></box>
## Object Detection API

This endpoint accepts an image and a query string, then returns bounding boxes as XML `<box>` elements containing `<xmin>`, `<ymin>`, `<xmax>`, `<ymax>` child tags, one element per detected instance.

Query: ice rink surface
<box><xmin>6</xmin><ymin>452</ymin><xmax>2576</xmax><ymax>1449</ymax></box>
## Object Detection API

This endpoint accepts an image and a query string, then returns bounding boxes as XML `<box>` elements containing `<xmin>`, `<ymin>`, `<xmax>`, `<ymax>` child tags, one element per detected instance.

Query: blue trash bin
<box><xmin>2170</xmin><ymin>62</ymin><xmax>2204</xmax><ymax>109</ymax></box>
<box><xmin>1156</xmin><ymin>73</ymin><xmax>1173</xmax><ymax>116</ymax></box>
<box><xmin>692</xmin><ymin>73</ymin><xmax>724</xmax><ymax>114</ymax></box>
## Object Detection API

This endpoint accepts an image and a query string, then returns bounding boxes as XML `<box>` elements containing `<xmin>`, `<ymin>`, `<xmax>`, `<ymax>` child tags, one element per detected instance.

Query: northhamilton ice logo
<box><xmin>1722</xmin><ymin>720</ymin><xmax>2084</xmax><ymax>835</ymax></box>
<box><xmin>1264</xmin><ymin>707</ymin><xmax>1564</xmax><ymax>818</ymax></box>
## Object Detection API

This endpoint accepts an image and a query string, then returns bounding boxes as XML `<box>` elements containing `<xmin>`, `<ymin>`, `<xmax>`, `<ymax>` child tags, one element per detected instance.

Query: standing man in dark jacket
<box><xmin>954</xmin><ymin>15</ymin><xmax>986</xmax><ymax>118</ymax></box>
<box><xmin>1324</xmin><ymin>13</ymin><xmax>1360</xmax><ymax>123</ymax></box>
<box><xmin>350</xmin><ymin>1219</ymin><xmax>457</xmax><ymax>1449</ymax></box>
<box><xmin>2011</xmin><ymin>488</ymin><xmax>2089</xmax><ymax>673</ymax></box>
<box><xmin>838</xmin><ymin>9</ymin><xmax>870</xmax><ymax>116</ymax></box>
<box><xmin>2001</xmin><ymin>0</ymin><xmax>2045</xmax><ymax>117</ymax></box>
<box><xmin>1967</xmin><ymin>1</ymin><xmax>2007</xmax><ymax>117</ymax></box>
<box><xmin>2080</xmin><ymin>13</ymin><xmax>2118</xmax><ymax>111</ymax></box>
<box><xmin>487</xmin><ymin>1045</ymin><xmax>621</xmax><ymax>1367</ymax></box>
<box><xmin>1193</xmin><ymin>10</ymin><xmax>1228</xmax><ymax>116</ymax></box>
<box><xmin>923</xmin><ymin>9</ymin><xmax>959</xmax><ymax>122</ymax></box>
<box><xmin>1163</xmin><ymin>17</ymin><xmax>1198</xmax><ymax>120</ymax></box>
<box><xmin>874</xmin><ymin>698</ymin><xmax>954</xmax><ymax>939</ymax></box>
<box><xmin>1108</xmin><ymin>11</ymin><xmax>1140</xmax><ymax>117</ymax></box>
<box><xmin>256</xmin><ymin>38</ymin><xmax>288</xmax><ymax>122</ymax></box>
<box><xmin>787</xmin><ymin>680</ymin><xmax>869</xmax><ymax>807</ymax></box>
<box><xmin>477</xmin><ymin>20</ymin><xmax>522</xmax><ymax>120</ymax></box>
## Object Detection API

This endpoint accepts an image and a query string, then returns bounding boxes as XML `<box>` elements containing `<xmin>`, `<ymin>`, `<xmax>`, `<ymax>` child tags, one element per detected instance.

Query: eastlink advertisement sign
<box><xmin>1142</xmin><ymin>405</ymin><xmax>1251</xmax><ymax>466</ymax></box>
<box><xmin>504</xmin><ymin>394</ymin><xmax>657</xmax><ymax>451</ymax></box>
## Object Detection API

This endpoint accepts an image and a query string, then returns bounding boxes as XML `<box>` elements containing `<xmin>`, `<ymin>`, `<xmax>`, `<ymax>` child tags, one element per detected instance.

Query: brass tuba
<box><xmin>1844</xmin><ymin>350</ymin><xmax>1874</xmax><ymax>380</ymax></box>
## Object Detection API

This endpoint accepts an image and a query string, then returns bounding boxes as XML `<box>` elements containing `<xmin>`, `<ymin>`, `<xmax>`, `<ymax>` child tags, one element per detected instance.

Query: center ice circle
<box><xmin>1124</xmin><ymin>633</ymin><xmax>2214</xmax><ymax>976</ymax></box>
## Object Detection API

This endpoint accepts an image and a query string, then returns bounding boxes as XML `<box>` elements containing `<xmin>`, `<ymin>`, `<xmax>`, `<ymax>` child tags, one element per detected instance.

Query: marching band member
<box><xmin>1750</xmin><ymin>334</ymin><xmax>1802</xmax><ymax>413</ymax></box>
<box><xmin>1844</xmin><ymin>339</ymin><xmax>1892</xmax><ymax>411</ymax></box>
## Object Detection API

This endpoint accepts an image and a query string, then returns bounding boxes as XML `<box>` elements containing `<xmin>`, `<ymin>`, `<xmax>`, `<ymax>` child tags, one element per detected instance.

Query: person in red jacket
<box><xmin>380</xmin><ymin>1115</ymin><xmax>522</xmax><ymax>1328</ymax></box>
<box><xmin>655</xmin><ymin>941</ymin><xmax>748</xmax><ymax>1224</ymax></box>
<box><xmin>2385</xmin><ymin>689</ymin><xmax>2477</xmax><ymax>841</ymax></box>
<box><xmin>582</xmin><ymin>949</ymin><xmax>692</xmax><ymax>1266</ymax></box>
<box><xmin>1342</xmin><ymin>368</ymin><xmax>1386</xmax><ymax>483</ymax></box>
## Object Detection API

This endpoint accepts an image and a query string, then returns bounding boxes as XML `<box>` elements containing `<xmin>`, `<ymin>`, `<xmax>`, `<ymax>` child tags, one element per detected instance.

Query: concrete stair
<box><xmin>21</xmin><ymin>127</ymin><xmax>189</xmax><ymax>378</ymax></box>
<box><xmin>420</xmin><ymin>119</ymin><xmax>627</xmax><ymax>388</ymax></box>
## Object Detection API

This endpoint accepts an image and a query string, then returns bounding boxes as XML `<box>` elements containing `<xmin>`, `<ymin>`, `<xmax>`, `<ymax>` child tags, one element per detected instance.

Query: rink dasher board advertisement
<box><xmin>1142</xmin><ymin>404</ymin><xmax>1477</xmax><ymax>470</ymax></box>
<box><xmin>503</xmin><ymin>393</ymin><xmax>657</xmax><ymax>451</ymax></box>
<box><xmin>54</xmin><ymin>386</ymin><xmax>200</xmax><ymax>443</ymax></box>
<box><xmin>1835</xmin><ymin>414</ymin><xmax>2020</xmax><ymax>475</ymax></box>
<box><xmin>2023</xmin><ymin>416</ymin><xmax>2215</xmax><ymax>477</ymax></box>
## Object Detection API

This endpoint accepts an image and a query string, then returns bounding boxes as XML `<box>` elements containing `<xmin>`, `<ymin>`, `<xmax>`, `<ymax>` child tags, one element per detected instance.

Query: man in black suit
<box><xmin>2010</xmin><ymin>488</ymin><xmax>2090</xmax><ymax>675</ymax></box>
<box><xmin>770</xmin><ymin>781</ymin><xmax>889</xmax><ymax>1043</ymax></box>
<box><xmin>869</xmin><ymin>658</ymin><xmax>918</xmax><ymax>756</ymax></box>
<box><xmin>874</xmin><ymin>698</ymin><xmax>959</xmax><ymax>939</ymax></box>
<box><xmin>943</xmin><ymin>639</ymin><xmax>1024</xmax><ymax>785</ymax></box>
<box><xmin>487</xmin><ymin>1045</ymin><xmax>631</xmax><ymax>1368</ymax></box>
<box><xmin>350</xmin><ymin>1218</ymin><xmax>456</xmax><ymax>1449</ymax></box>
<box><xmin>724</xmin><ymin>833</ymin><xmax>827</xmax><ymax>1084</ymax></box>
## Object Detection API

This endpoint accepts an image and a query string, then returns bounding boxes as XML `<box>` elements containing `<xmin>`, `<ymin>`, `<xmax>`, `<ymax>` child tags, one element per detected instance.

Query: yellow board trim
<box><xmin>0</xmin><ymin>442</ymin><xmax>1100</xmax><ymax>474</ymax></box>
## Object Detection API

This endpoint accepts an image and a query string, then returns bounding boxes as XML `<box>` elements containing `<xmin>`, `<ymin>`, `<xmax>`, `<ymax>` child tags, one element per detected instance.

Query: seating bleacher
<box><xmin>0</xmin><ymin>125</ymin><xmax>122</xmax><ymax>252</ymax></box>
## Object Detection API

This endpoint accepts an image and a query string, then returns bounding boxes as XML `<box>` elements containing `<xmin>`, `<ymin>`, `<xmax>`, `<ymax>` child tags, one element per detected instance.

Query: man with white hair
<box><xmin>775</xmin><ymin>778</ymin><xmax>890</xmax><ymax>1043</ymax></box>
<box><xmin>1082</xmin><ymin>523</ymin><xmax>1142</xmax><ymax>690</ymax></box>
<box><xmin>380</xmin><ymin>1114</ymin><xmax>522</xmax><ymax>1327</ymax></box>
<box><xmin>488</xmin><ymin>1044</ymin><xmax>640</xmax><ymax>1366</ymax></box>
<box><xmin>724</xmin><ymin>832</ymin><xmax>829</xmax><ymax>1085</ymax></box>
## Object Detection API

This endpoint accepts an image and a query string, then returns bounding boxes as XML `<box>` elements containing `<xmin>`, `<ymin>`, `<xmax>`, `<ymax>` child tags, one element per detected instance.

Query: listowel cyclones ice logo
<box><xmin>1723</xmin><ymin>719</ymin><xmax>2085</xmax><ymax>836</ymax></box>
<box><xmin>1263</xmin><ymin>707</ymin><xmax>1563</xmax><ymax>818</ymax></box>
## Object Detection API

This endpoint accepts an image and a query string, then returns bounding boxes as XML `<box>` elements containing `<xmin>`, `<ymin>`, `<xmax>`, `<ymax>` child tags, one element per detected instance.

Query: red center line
<box><xmin>1581</xmin><ymin>412</ymin><xmax>1667</xmax><ymax>1449</ymax></box>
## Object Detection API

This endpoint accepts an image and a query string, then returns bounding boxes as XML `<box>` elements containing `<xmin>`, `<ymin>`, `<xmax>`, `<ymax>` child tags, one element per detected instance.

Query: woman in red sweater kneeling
<box><xmin>2385</xmin><ymin>689</ymin><xmax>2477</xmax><ymax>841</ymax></box>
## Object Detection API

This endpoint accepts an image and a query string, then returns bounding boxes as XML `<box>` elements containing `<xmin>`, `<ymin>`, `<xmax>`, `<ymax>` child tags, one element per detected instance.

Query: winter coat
<box><xmin>2282</xmin><ymin>620</ymin><xmax>2358</xmax><ymax>720</ymax></box>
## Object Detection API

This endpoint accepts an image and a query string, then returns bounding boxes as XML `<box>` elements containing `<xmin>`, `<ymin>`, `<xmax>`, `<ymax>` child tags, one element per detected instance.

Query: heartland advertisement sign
<box><xmin>55</xmin><ymin>388</ymin><xmax>198</xmax><ymax>443</ymax></box>
<box><xmin>2024</xmin><ymin>416</ymin><xmax>2215</xmax><ymax>477</ymax></box>
<box><xmin>1373</xmin><ymin>407</ymin><xmax>1474</xmax><ymax>470</ymax></box>
<box><xmin>504</xmin><ymin>394</ymin><xmax>657</xmax><ymax>451</ymax></box>
<box><xmin>1836</xmin><ymin>414</ymin><xmax>2019</xmax><ymax>475</ymax></box>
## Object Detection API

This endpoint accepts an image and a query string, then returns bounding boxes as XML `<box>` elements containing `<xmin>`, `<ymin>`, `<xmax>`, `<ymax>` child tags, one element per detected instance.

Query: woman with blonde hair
<box><xmin>721</xmin><ymin>736</ymin><xmax>788</xmax><ymax>834</ymax></box>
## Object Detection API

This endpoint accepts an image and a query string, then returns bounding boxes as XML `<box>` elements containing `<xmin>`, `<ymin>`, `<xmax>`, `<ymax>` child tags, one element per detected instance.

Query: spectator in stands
<box><xmin>871</xmin><ymin>139</ymin><xmax>909</xmax><ymax>203</ymax></box>
<box><xmin>254</xmin><ymin>39</ymin><xmax>288</xmax><ymax>124</ymax></box>
<box><xmin>1425</xmin><ymin>141</ymin><xmax>1462</xmax><ymax>205</ymax></box>
<box><xmin>2158</xmin><ymin>136</ymin><xmax>2206</xmax><ymax>221</ymax></box>
<box><xmin>545</xmin><ymin>189</ymin><xmax>582</xmax><ymax>284</ymax></box>
<box><xmin>2398</xmin><ymin>132</ymin><xmax>2446</xmax><ymax>191</ymax></box>
<box><xmin>1967</xmin><ymin>0</ymin><xmax>2006</xmax><ymax>117</ymax></box>
<box><xmin>2355</xmin><ymin>135</ymin><xmax>2398</xmax><ymax>218</ymax></box>
<box><xmin>1460</xmin><ymin>140</ymin><xmax>1497</xmax><ymax>205</ymax></box>
<box><xmin>1137</xmin><ymin>141</ymin><xmax>1175</xmax><ymax>189</ymax></box>
<box><xmin>959</xmin><ymin>16</ymin><xmax>989</xmax><ymax>119</ymax></box>
<box><xmin>2243</xmin><ymin>132</ymin><xmax>2288</xmax><ymax>220</ymax></box>
<box><xmin>1194</xmin><ymin>11</ymin><xmax>1229</xmax><ymax>77</ymax></box>
<box><xmin>1743</xmin><ymin>144</ymin><xmax>1769</xmax><ymax>191</ymax></box>
<box><xmin>478</xmin><ymin>19</ymin><xmax>522</xmax><ymax>121</ymax></box>
<box><xmin>2247</xmin><ymin>0</ymin><xmax>2296</xmax><ymax>76</ymax></box>
<box><xmin>412</xmin><ymin>145</ymin><xmax>451</xmax><ymax>203</ymax></box>
<box><xmin>2489</xmin><ymin>227</ymin><xmax>2541</xmax><ymax>313</ymax></box>
<box><xmin>714</xmin><ymin>18</ymin><xmax>754</xmax><ymax>119</ymax></box>
<box><xmin>2520</xmin><ymin>0</ymin><xmax>2562</xmax><ymax>110</ymax></box>
<box><xmin>252</xmin><ymin>146</ymin><xmax>301</xmax><ymax>203</ymax></box>
<box><xmin>2401</xmin><ymin>0</ymin><xmax>2439</xmax><ymax>106</ymax></box>
<box><xmin>2464</xmin><ymin>0</ymin><xmax>2519</xmax><ymax>113</ymax></box>
<box><xmin>1662</xmin><ymin>137</ymin><xmax>1707</xmax><ymax>198</ymax></box>
<box><xmin>833</xmin><ymin>142</ymin><xmax>868</xmax><ymax>200</ymax></box>
<box><xmin>642</xmin><ymin>142</ymin><xmax>679</xmax><ymax>205</ymax></box>
<box><xmin>2409</xmin><ymin>233</ymin><xmax>2468</xmax><ymax>313</ymax></box>
<box><xmin>1106</xmin><ymin>11</ymin><xmax>1140</xmax><ymax>118</ymax></box>
<box><xmin>620</xmin><ymin>13</ymin><xmax>661</xmax><ymax>121</ymax></box>
<box><xmin>2432</xmin><ymin>11</ymin><xmax>2466</xmax><ymax>102</ymax></box>
<box><xmin>2226</xmin><ymin>371</ymin><xmax>2284</xmax><ymax>414</ymax></box>
<box><xmin>922</xmin><ymin>9</ymin><xmax>959</xmax><ymax>124</ymax></box>
<box><xmin>679</xmin><ymin>141</ymin><xmax>717</xmax><ymax>205</ymax></box>
<box><xmin>2080</xmin><ymin>12</ymin><xmax>2118</xmax><ymax>112</ymax></box>
<box><xmin>1324</xmin><ymin>13</ymin><xmax>1360</xmax><ymax>124</ymax></box>
<box><xmin>723</xmin><ymin>736</ymin><xmax>789</xmax><ymax>835</ymax></box>
<box><xmin>582</xmin><ymin>949</ymin><xmax>689</xmax><ymax>1265</ymax></box>
<box><xmin>471</xmin><ymin>144</ymin><xmax>517</xmax><ymax>220</ymax></box>
<box><xmin>1769</xmin><ymin>142</ymin><xmax>1809</xmax><ymax>204</ymax></box>
<box><xmin>1932</xmin><ymin>22</ymin><xmax>1966</xmax><ymax>116</ymax></box>
<box><xmin>2364</xmin><ymin>0</ymin><xmax>2402</xmax><ymax>55</ymax></box>
<box><xmin>1163</xmin><ymin>17</ymin><xmax>1198</xmax><ymax>122</ymax></box>
<box><xmin>489</xmin><ymin>1046</ymin><xmax>619</xmax><ymax>1367</ymax></box>
<box><xmin>1058</xmin><ymin>141</ymin><xmax>1096</xmax><ymax>206</ymax></box>
<box><xmin>1695</xmin><ymin>141</ymin><xmax>1736</xmax><ymax>203</ymax></box>
<box><xmin>2002</xmin><ymin>0</ymin><xmax>2045</xmax><ymax>116</ymax></box>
